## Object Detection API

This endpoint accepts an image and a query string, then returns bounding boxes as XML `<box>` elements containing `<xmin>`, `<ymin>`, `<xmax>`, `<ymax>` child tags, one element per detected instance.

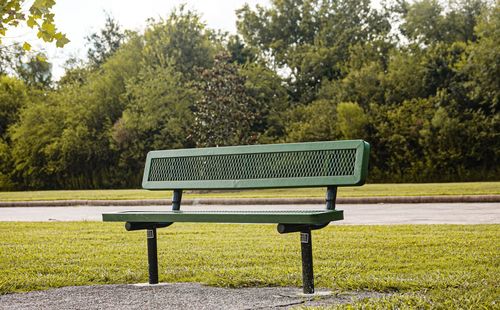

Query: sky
<box><xmin>4</xmin><ymin>0</ymin><xmax>270</xmax><ymax>79</ymax></box>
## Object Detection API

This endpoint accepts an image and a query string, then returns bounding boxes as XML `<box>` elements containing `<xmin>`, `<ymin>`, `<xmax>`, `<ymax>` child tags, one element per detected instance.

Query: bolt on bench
<box><xmin>102</xmin><ymin>140</ymin><xmax>370</xmax><ymax>294</ymax></box>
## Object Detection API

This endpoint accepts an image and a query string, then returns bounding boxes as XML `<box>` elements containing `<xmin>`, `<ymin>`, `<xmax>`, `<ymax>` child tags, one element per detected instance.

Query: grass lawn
<box><xmin>0</xmin><ymin>222</ymin><xmax>498</xmax><ymax>308</ymax></box>
<box><xmin>0</xmin><ymin>181</ymin><xmax>498</xmax><ymax>201</ymax></box>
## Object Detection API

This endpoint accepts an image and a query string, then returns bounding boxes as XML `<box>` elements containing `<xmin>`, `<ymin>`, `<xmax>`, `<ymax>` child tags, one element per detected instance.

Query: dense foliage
<box><xmin>0</xmin><ymin>0</ymin><xmax>498</xmax><ymax>189</ymax></box>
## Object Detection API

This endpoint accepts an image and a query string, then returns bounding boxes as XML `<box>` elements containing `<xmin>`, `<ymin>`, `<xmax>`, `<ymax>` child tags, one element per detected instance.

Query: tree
<box><xmin>336</xmin><ymin>102</ymin><xmax>368</xmax><ymax>139</ymax></box>
<box><xmin>8</xmin><ymin>33</ymin><xmax>144</xmax><ymax>189</ymax></box>
<box><xmin>0</xmin><ymin>43</ymin><xmax>52</xmax><ymax>88</ymax></box>
<box><xmin>422</xmin><ymin>104</ymin><xmax>499</xmax><ymax>181</ymax></box>
<box><xmin>400</xmin><ymin>0</ymin><xmax>447</xmax><ymax>45</ymax></box>
<box><xmin>86</xmin><ymin>14</ymin><xmax>125</xmax><ymax>67</ymax></box>
<box><xmin>237</xmin><ymin>0</ymin><xmax>391</xmax><ymax>103</ymax></box>
<box><xmin>319</xmin><ymin>61</ymin><xmax>385</xmax><ymax>108</ymax></box>
<box><xmin>0</xmin><ymin>45</ymin><xmax>14</xmax><ymax>75</ymax></box>
<box><xmin>9</xmin><ymin>93</ymin><xmax>66</xmax><ymax>188</ymax></box>
<box><xmin>382</xmin><ymin>42</ymin><xmax>468</xmax><ymax>106</ymax></box>
<box><xmin>446</xmin><ymin>0</ymin><xmax>487</xmax><ymax>43</ymax></box>
<box><xmin>382</xmin><ymin>49</ymin><xmax>428</xmax><ymax>104</ymax></box>
<box><xmin>0</xmin><ymin>75</ymin><xmax>28</xmax><ymax>189</ymax></box>
<box><xmin>239</xmin><ymin>62</ymin><xmax>288</xmax><ymax>143</ymax></box>
<box><xmin>0</xmin><ymin>0</ymin><xmax>69</xmax><ymax>49</ymax></box>
<box><xmin>461</xmin><ymin>2</ymin><xmax>499</xmax><ymax>114</ymax></box>
<box><xmin>14</xmin><ymin>50</ymin><xmax>52</xmax><ymax>88</ymax></box>
<box><xmin>57</xmin><ymin>57</ymin><xmax>91</xmax><ymax>86</ymax></box>
<box><xmin>284</xmin><ymin>99</ymin><xmax>339</xmax><ymax>142</ymax></box>
<box><xmin>400</xmin><ymin>0</ymin><xmax>487</xmax><ymax>45</ymax></box>
<box><xmin>0</xmin><ymin>75</ymin><xmax>28</xmax><ymax>137</ymax></box>
<box><xmin>226</xmin><ymin>34</ymin><xmax>256</xmax><ymax>65</ymax></box>
<box><xmin>0</xmin><ymin>138</ymin><xmax>14</xmax><ymax>189</ymax></box>
<box><xmin>112</xmin><ymin>65</ymin><xmax>198</xmax><ymax>185</ymax></box>
<box><xmin>192</xmin><ymin>53</ymin><xmax>261</xmax><ymax>147</ymax></box>
<box><xmin>142</xmin><ymin>6</ymin><xmax>215</xmax><ymax>79</ymax></box>
<box><xmin>53</xmin><ymin>34</ymin><xmax>144</xmax><ymax>188</ymax></box>
<box><xmin>420</xmin><ymin>42</ymin><xmax>469</xmax><ymax>107</ymax></box>
<box><xmin>368</xmin><ymin>99</ymin><xmax>435</xmax><ymax>181</ymax></box>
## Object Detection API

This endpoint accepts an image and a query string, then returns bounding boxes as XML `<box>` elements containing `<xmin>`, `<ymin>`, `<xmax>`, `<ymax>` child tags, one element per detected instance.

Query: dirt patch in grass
<box><xmin>0</xmin><ymin>283</ymin><xmax>394</xmax><ymax>310</ymax></box>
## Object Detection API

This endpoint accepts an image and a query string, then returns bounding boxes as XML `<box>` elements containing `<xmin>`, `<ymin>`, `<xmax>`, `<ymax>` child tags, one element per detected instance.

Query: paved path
<box><xmin>0</xmin><ymin>283</ymin><xmax>392</xmax><ymax>310</ymax></box>
<box><xmin>1</xmin><ymin>203</ymin><xmax>499</xmax><ymax>224</ymax></box>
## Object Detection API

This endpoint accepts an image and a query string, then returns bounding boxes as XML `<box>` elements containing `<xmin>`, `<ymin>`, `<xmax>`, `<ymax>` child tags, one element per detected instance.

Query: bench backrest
<box><xmin>142</xmin><ymin>140</ymin><xmax>370</xmax><ymax>190</ymax></box>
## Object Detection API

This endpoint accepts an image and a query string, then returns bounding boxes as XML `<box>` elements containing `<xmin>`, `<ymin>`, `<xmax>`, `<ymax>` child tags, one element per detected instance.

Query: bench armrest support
<box><xmin>326</xmin><ymin>186</ymin><xmax>337</xmax><ymax>210</ymax></box>
<box><xmin>172</xmin><ymin>189</ymin><xmax>182</xmax><ymax>210</ymax></box>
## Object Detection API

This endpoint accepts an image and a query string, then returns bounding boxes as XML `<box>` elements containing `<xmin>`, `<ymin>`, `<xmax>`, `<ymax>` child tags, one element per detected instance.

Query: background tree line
<box><xmin>0</xmin><ymin>0</ymin><xmax>498</xmax><ymax>190</ymax></box>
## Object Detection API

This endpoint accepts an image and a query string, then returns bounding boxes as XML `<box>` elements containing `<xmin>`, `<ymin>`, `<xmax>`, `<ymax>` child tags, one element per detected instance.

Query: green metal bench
<box><xmin>102</xmin><ymin>140</ymin><xmax>370</xmax><ymax>294</ymax></box>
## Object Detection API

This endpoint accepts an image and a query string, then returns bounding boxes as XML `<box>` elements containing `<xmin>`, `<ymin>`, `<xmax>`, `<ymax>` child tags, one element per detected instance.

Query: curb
<box><xmin>0</xmin><ymin>195</ymin><xmax>499</xmax><ymax>207</ymax></box>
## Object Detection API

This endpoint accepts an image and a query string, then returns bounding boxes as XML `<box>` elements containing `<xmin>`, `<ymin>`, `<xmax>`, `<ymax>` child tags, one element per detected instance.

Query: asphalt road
<box><xmin>1</xmin><ymin>203</ymin><xmax>499</xmax><ymax>224</ymax></box>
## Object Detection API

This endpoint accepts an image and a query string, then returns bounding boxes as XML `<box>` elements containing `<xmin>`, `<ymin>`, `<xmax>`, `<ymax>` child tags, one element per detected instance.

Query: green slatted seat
<box><xmin>102</xmin><ymin>210</ymin><xmax>344</xmax><ymax>224</ymax></box>
<box><xmin>102</xmin><ymin>140</ymin><xmax>370</xmax><ymax>294</ymax></box>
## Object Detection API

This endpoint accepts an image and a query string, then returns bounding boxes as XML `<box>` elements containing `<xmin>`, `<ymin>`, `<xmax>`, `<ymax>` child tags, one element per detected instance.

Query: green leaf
<box><xmin>36</xmin><ymin>54</ymin><xmax>47</xmax><ymax>62</ymax></box>
<box><xmin>41</xmin><ymin>21</ymin><xmax>56</xmax><ymax>34</ymax></box>
<box><xmin>27</xmin><ymin>16</ymin><xmax>38</xmax><ymax>28</ymax></box>
<box><xmin>22</xmin><ymin>42</ymin><xmax>32</xmax><ymax>51</ymax></box>
<box><xmin>55</xmin><ymin>34</ymin><xmax>70</xmax><ymax>47</ymax></box>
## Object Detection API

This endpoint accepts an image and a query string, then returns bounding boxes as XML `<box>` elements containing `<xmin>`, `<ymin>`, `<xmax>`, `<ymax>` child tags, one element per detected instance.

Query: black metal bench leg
<box><xmin>147</xmin><ymin>228</ymin><xmax>158</xmax><ymax>284</ymax></box>
<box><xmin>300</xmin><ymin>227</ymin><xmax>314</xmax><ymax>294</ymax></box>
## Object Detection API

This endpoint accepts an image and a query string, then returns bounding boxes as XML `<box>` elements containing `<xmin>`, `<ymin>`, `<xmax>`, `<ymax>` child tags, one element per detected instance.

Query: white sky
<box><xmin>4</xmin><ymin>0</ymin><xmax>270</xmax><ymax>79</ymax></box>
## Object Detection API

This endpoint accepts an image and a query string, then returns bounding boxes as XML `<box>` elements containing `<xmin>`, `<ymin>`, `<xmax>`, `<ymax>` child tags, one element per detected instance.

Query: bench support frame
<box><xmin>147</xmin><ymin>228</ymin><xmax>158</xmax><ymax>284</ymax></box>
<box><xmin>276</xmin><ymin>186</ymin><xmax>337</xmax><ymax>294</ymax></box>
<box><xmin>300</xmin><ymin>227</ymin><xmax>314</xmax><ymax>294</ymax></box>
<box><xmin>125</xmin><ymin>222</ymin><xmax>170</xmax><ymax>285</ymax></box>
<box><xmin>125</xmin><ymin>187</ymin><xmax>338</xmax><ymax>292</ymax></box>
<box><xmin>125</xmin><ymin>189</ymin><xmax>183</xmax><ymax>285</ymax></box>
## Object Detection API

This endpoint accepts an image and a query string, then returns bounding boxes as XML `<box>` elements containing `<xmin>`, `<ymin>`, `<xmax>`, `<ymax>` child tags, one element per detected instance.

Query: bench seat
<box><xmin>102</xmin><ymin>209</ymin><xmax>343</xmax><ymax>224</ymax></box>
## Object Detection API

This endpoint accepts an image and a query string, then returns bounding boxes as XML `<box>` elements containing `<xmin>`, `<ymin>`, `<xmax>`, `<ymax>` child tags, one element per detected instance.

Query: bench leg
<box><xmin>146</xmin><ymin>228</ymin><xmax>158</xmax><ymax>284</ymax></box>
<box><xmin>300</xmin><ymin>227</ymin><xmax>314</xmax><ymax>294</ymax></box>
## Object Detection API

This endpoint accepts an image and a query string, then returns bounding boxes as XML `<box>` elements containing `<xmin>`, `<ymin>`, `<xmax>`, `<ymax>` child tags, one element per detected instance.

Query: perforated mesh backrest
<box><xmin>142</xmin><ymin>140</ymin><xmax>370</xmax><ymax>190</ymax></box>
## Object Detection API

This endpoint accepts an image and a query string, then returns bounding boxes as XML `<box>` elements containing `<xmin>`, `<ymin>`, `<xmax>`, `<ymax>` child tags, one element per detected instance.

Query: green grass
<box><xmin>0</xmin><ymin>223</ymin><xmax>498</xmax><ymax>309</ymax></box>
<box><xmin>0</xmin><ymin>181</ymin><xmax>498</xmax><ymax>201</ymax></box>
